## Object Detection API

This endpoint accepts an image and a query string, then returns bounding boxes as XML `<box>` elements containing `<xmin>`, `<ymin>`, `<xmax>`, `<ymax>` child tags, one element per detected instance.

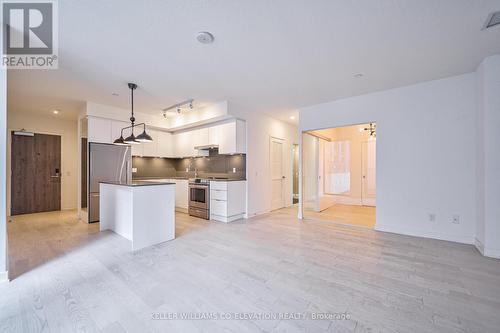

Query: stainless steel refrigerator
<box><xmin>88</xmin><ymin>143</ymin><xmax>131</xmax><ymax>223</ymax></box>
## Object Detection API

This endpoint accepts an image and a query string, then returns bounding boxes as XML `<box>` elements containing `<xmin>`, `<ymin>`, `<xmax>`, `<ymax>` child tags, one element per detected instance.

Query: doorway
<box><xmin>301</xmin><ymin>123</ymin><xmax>377</xmax><ymax>228</ymax></box>
<box><xmin>10</xmin><ymin>132</ymin><xmax>61</xmax><ymax>215</ymax></box>
<box><xmin>292</xmin><ymin>144</ymin><xmax>299</xmax><ymax>204</ymax></box>
<box><xmin>270</xmin><ymin>137</ymin><xmax>285</xmax><ymax>210</ymax></box>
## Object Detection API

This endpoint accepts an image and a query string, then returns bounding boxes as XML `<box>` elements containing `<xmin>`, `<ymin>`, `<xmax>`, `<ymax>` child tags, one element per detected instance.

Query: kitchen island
<box><xmin>99</xmin><ymin>181</ymin><xmax>175</xmax><ymax>250</ymax></box>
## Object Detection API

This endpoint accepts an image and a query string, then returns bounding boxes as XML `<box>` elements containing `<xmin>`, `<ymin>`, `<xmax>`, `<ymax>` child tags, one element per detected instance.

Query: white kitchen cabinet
<box><xmin>173</xmin><ymin>131</ymin><xmax>193</xmax><ymax>157</ymax></box>
<box><xmin>208</xmin><ymin>125</ymin><xmax>220</xmax><ymax>146</ymax></box>
<box><xmin>156</xmin><ymin>131</ymin><xmax>173</xmax><ymax>157</ymax></box>
<box><xmin>209</xmin><ymin>120</ymin><xmax>246</xmax><ymax>155</ymax></box>
<box><xmin>111</xmin><ymin>120</ymin><xmax>129</xmax><ymax>142</ymax></box>
<box><xmin>141</xmin><ymin>129</ymin><xmax>158</xmax><ymax>157</ymax></box>
<box><xmin>210</xmin><ymin>180</ymin><xmax>246</xmax><ymax>222</ymax></box>
<box><xmin>173</xmin><ymin>179</ymin><xmax>189</xmax><ymax>212</ymax></box>
<box><xmin>192</xmin><ymin>128</ymin><xmax>209</xmax><ymax>156</ymax></box>
<box><xmin>143</xmin><ymin>178</ymin><xmax>189</xmax><ymax>212</ymax></box>
<box><xmin>88</xmin><ymin>117</ymin><xmax>112</xmax><ymax>143</ymax></box>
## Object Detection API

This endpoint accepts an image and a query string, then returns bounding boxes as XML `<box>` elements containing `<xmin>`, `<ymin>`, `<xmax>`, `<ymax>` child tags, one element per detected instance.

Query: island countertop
<box><xmin>100</xmin><ymin>180</ymin><xmax>176</xmax><ymax>250</ymax></box>
<box><xmin>100</xmin><ymin>180</ymin><xmax>174</xmax><ymax>187</ymax></box>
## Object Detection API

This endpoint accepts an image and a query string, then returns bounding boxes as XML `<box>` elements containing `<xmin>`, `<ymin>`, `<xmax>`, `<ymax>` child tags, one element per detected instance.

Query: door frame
<box><xmin>7</xmin><ymin>129</ymin><xmax>64</xmax><ymax>217</ymax></box>
<box><xmin>298</xmin><ymin>121</ymin><xmax>377</xmax><ymax>224</ymax></box>
<box><xmin>361</xmin><ymin>140</ymin><xmax>376</xmax><ymax>206</ymax></box>
<box><xmin>270</xmin><ymin>136</ymin><xmax>286</xmax><ymax>211</ymax></box>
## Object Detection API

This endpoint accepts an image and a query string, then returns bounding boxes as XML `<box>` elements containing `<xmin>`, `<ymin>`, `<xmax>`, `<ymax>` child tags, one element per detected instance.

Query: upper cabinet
<box><xmin>173</xmin><ymin>131</ymin><xmax>192</xmax><ymax>157</ymax></box>
<box><xmin>88</xmin><ymin>117</ymin><xmax>112</xmax><ymax>143</ymax></box>
<box><xmin>156</xmin><ymin>131</ymin><xmax>173</xmax><ymax>158</ymax></box>
<box><xmin>136</xmin><ymin>129</ymin><xmax>174</xmax><ymax>158</ymax></box>
<box><xmin>87</xmin><ymin>116</ymin><xmax>246</xmax><ymax>157</ymax></box>
<box><xmin>209</xmin><ymin>120</ymin><xmax>246</xmax><ymax>155</ymax></box>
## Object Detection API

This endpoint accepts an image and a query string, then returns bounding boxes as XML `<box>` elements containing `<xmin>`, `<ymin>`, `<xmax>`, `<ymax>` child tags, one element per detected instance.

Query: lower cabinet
<box><xmin>210</xmin><ymin>181</ymin><xmax>246</xmax><ymax>222</ymax></box>
<box><xmin>170</xmin><ymin>179</ymin><xmax>188</xmax><ymax>213</ymax></box>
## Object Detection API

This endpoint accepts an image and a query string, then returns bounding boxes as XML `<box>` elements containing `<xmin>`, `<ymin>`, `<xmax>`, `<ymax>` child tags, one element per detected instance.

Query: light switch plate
<box><xmin>132</xmin><ymin>168</ymin><xmax>137</xmax><ymax>173</ymax></box>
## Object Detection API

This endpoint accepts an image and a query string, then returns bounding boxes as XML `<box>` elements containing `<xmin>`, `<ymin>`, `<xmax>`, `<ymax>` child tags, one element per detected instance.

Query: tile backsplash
<box><xmin>132</xmin><ymin>153</ymin><xmax>246</xmax><ymax>180</ymax></box>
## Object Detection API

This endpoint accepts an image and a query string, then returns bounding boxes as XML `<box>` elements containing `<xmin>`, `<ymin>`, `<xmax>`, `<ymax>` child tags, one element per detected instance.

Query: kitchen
<box><xmin>80</xmin><ymin>101</ymin><xmax>248</xmax><ymax>232</ymax></box>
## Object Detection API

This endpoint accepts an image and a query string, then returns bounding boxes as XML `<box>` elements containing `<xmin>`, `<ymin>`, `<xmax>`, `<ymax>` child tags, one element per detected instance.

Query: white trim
<box><xmin>210</xmin><ymin>213</ymin><xmax>246</xmax><ymax>223</ymax></box>
<box><xmin>474</xmin><ymin>237</ymin><xmax>485</xmax><ymax>255</ymax></box>
<box><xmin>483</xmin><ymin>247</ymin><xmax>500</xmax><ymax>259</ymax></box>
<box><xmin>375</xmin><ymin>223</ymin><xmax>473</xmax><ymax>245</ymax></box>
<box><xmin>0</xmin><ymin>271</ymin><xmax>8</xmax><ymax>283</ymax></box>
<box><xmin>475</xmin><ymin>238</ymin><xmax>500</xmax><ymax>259</ymax></box>
<box><xmin>269</xmin><ymin>136</ymin><xmax>286</xmax><ymax>211</ymax></box>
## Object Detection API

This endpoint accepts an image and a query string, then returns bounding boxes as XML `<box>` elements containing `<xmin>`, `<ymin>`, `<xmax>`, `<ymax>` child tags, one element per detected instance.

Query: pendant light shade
<box><xmin>123</xmin><ymin>133</ymin><xmax>140</xmax><ymax>144</ymax></box>
<box><xmin>136</xmin><ymin>129</ymin><xmax>153</xmax><ymax>142</ymax></box>
<box><xmin>113</xmin><ymin>135</ymin><xmax>128</xmax><ymax>145</ymax></box>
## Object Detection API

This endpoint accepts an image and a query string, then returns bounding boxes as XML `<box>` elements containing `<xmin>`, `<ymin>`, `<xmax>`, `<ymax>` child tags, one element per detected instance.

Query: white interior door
<box><xmin>362</xmin><ymin>140</ymin><xmax>376</xmax><ymax>206</ymax></box>
<box><xmin>270</xmin><ymin>137</ymin><xmax>285</xmax><ymax>210</ymax></box>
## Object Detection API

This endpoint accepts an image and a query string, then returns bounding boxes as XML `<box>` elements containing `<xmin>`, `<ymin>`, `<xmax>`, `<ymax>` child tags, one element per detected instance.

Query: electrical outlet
<box><xmin>232</xmin><ymin>167</ymin><xmax>236</xmax><ymax>173</ymax></box>
<box><xmin>132</xmin><ymin>168</ymin><xmax>137</xmax><ymax>173</ymax></box>
<box><xmin>452</xmin><ymin>215</ymin><xmax>460</xmax><ymax>224</ymax></box>
<box><xmin>428</xmin><ymin>213</ymin><xmax>436</xmax><ymax>222</ymax></box>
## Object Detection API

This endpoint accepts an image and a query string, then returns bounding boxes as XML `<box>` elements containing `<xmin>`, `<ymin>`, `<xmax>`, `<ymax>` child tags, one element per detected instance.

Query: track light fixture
<box><xmin>162</xmin><ymin>99</ymin><xmax>195</xmax><ymax>115</ymax></box>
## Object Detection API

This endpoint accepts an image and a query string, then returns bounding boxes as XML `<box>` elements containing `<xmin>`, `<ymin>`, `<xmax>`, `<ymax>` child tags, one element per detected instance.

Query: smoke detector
<box><xmin>197</xmin><ymin>31</ymin><xmax>214</xmax><ymax>44</ymax></box>
<box><xmin>483</xmin><ymin>11</ymin><xmax>500</xmax><ymax>30</ymax></box>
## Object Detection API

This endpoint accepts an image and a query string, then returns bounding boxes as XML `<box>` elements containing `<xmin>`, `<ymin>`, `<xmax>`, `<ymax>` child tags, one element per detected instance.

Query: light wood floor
<box><xmin>2</xmin><ymin>209</ymin><xmax>500</xmax><ymax>332</ymax></box>
<box><xmin>302</xmin><ymin>204</ymin><xmax>376</xmax><ymax>228</ymax></box>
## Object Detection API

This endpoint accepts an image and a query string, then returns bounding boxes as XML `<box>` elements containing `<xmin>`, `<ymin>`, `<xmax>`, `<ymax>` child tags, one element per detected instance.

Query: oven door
<box><xmin>189</xmin><ymin>185</ymin><xmax>209</xmax><ymax>209</ymax></box>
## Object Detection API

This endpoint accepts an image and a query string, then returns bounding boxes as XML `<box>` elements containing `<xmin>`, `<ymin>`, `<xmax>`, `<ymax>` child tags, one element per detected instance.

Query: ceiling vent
<box><xmin>483</xmin><ymin>11</ymin><xmax>500</xmax><ymax>30</ymax></box>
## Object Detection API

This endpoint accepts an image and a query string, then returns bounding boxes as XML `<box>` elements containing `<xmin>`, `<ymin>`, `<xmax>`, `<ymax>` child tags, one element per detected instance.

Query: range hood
<box><xmin>194</xmin><ymin>144</ymin><xmax>219</xmax><ymax>150</ymax></box>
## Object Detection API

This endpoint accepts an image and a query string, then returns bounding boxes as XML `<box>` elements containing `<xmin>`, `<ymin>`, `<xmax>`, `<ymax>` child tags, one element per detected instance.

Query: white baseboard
<box><xmin>375</xmin><ymin>223</ymin><xmax>474</xmax><ymax>245</ymax></box>
<box><xmin>474</xmin><ymin>237</ymin><xmax>485</xmax><ymax>255</ymax></box>
<box><xmin>0</xmin><ymin>271</ymin><xmax>8</xmax><ymax>283</ymax></box>
<box><xmin>474</xmin><ymin>238</ymin><xmax>500</xmax><ymax>259</ymax></box>
<box><xmin>211</xmin><ymin>213</ymin><xmax>245</xmax><ymax>223</ymax></box>
<box><xmin>483</xmin><ymin>248</ymin><xmax>500</xmax><ymax>259</ymax></box>
<box><xmin>175</xmin><ymin>207</ymin><xmax>188</xmax><ymax>214</ymax></box>
<box><xmin>245</xmin><ymin>210</ymin><xmax>271</xmax><ymax>219</ymax></box>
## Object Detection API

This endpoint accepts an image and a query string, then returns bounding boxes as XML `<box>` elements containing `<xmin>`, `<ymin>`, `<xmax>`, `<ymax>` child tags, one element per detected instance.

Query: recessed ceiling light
<box><xmin>290</xmin><ymin>116</ymin><xmax>296</xmax><ymax>120</ymax></box>
<box><xmin>354</xmin><ymin>73</ymin><xmax>364</xmax><ymax>78</ymax></box>
<box><xmin>53</xmin><ymin>109</ymin><xmax>59</xmax><ymax>114</ymax></box>
<box><xmin>197</xmin><ymin>31</ymin><xmax>214</xmax><ymax>44</ymax></box>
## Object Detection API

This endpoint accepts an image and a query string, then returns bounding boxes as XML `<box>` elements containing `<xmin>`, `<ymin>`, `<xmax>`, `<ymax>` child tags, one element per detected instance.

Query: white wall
<box><xmin>300</xmin><ymin>73</ymin><xmax>477</xmax><ymax>244</ymax></box>
<box><xmin>0</xmin><ymin>67</ymin><xmax>7</xmax><ymax>282</ymax></box>
<box><xmin>7</xmin><ymin>112</ymin><xmax>79</xmax><ymax>211</ymax></box>
<box><xmin>302</xmin><ymin>133</ymin><xmax>318</xmax><ymax>210</ymax></box>
<box><xmin>230</xmin><ymin>104</ymin><xmax>298</xmax><ymax>217</ymax></box>
<box><xmin>475</xmin><ymin>55</ymin><xmax>500</xmax><ymax>258</ymax></box>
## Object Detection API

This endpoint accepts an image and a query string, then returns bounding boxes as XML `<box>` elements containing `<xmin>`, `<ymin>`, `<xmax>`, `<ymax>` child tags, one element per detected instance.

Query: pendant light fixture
<box><xmin>114</xmin><ymin>83</ymin><xmax>153</xmax><ymax>145</ymax></box>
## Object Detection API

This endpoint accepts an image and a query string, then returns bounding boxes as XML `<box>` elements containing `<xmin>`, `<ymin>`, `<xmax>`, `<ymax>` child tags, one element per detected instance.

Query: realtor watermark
<box><xmin>151</xmin><ymin>311</ymin><xmax>351</xmax><ymax>321</ymax></box>
<box><xmin>1</xmin><ymin>0</ymin><xmax>58</xmax><ymax>69</ymax></box>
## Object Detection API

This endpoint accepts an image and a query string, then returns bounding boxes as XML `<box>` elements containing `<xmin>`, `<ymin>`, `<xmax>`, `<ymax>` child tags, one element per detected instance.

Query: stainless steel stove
<box><xmin>188</xmin><ymin>178</ymin><xmax>210</xmax><ymax>219</ymax></box>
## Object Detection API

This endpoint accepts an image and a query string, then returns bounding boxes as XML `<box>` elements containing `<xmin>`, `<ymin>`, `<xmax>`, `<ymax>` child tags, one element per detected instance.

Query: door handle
<box><xmin>50</xmin><ymin>175</ymin><xmax>60</xmax><ymax>178</ymax></box>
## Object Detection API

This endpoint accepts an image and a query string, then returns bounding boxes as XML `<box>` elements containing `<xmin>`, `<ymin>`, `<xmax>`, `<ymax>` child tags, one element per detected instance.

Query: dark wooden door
<box><xmin>11</xmin><ymin>133</ymin><xmax>61</xmax><ymax>215</ymax></box>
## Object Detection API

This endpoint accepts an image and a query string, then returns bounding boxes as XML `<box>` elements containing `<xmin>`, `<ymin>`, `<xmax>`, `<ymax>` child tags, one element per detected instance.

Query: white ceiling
<box><xmin>7</xmin><ymin>0</ymin><xmax>500</xmax><ymax>123</ymax></box>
